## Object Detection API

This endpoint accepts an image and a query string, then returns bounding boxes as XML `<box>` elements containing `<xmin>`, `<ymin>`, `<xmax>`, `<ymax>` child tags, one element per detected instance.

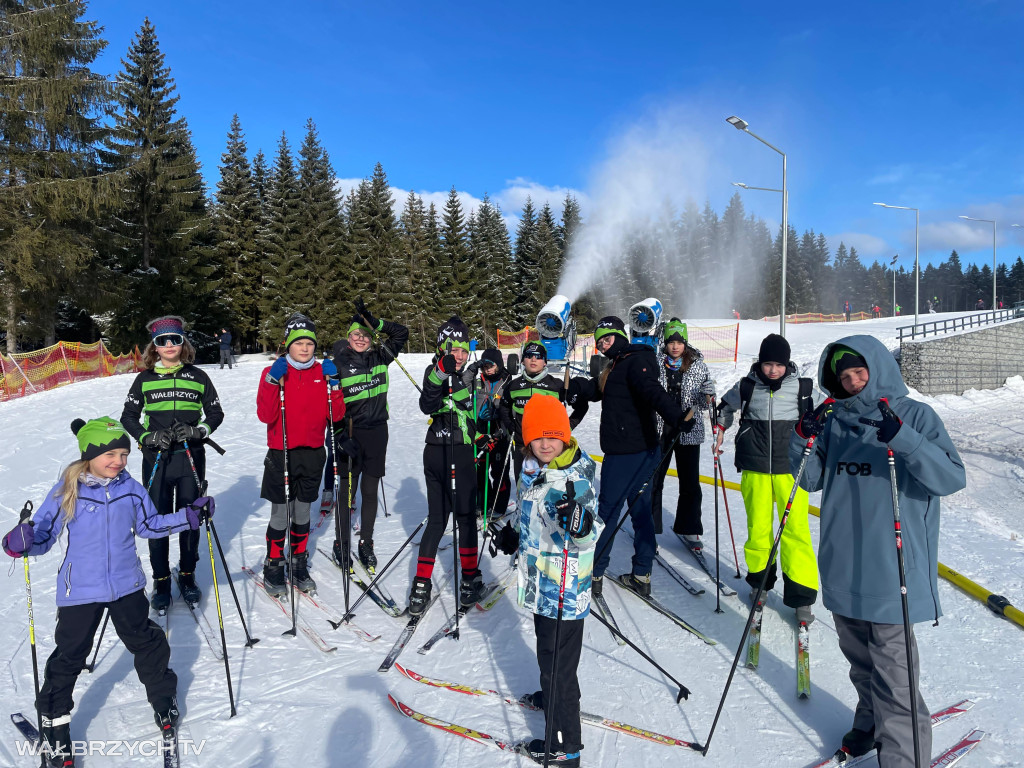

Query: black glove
<box><xmin>173</xmin><ymin>421</ymin><xmax>206</xmax><ymax>443</ymax></box>
<box><xmin>858</xmin><ymin>399</ymin><xmax>902</xmax><ymax>443</ymax></box>
<box><xmin>555</xmin><ymin>483</ymin><xmax>593</xmax><ymax>538</ymax></box>
<box><xmin>461</xmin><ymin>360</ymin><xmax>481</xmax><ymax>387</ymax></box>
<box><xmin>673</xmin><ymin>411</ymin><xmax>696</xmax><ymax>434</ymax></box>
<box><xmin>796</xmin><ymin>399</ymin><xmax>836</xmax><ymax>439</ymax></box>
<box><xmin>436</xmin><ymin>354</ymin><xmax>458</xmax><ymax>376</ymax></box>
<box><xmin>336</xmin><ymin>435</ymin><xmax>362</xmax><ymax>460</ymax></box>
<box><xmin>143</xmin><ymin>428</ymin><xmax>175</xmax><ymax>451</ymax></box>
<box><xmin>564</xmin><ymin>377</ymin><xmax>584</xmax><ymax>407</ymax></box>
<box><xmin>355</xmin><ymin>297</ymin><xmax>379</xmax><ymax>330</ymax></box>
<box><xmin>488</xmin><ymin>521</ymin><xmax>520</xmax><ymax>557</ymax></box>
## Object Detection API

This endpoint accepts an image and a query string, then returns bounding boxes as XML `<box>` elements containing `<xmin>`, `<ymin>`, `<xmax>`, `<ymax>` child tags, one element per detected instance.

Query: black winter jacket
<box><xmin>333</xmin><ymin>319</ymin><xmax>408</xmax><ymax>429</ymax></box>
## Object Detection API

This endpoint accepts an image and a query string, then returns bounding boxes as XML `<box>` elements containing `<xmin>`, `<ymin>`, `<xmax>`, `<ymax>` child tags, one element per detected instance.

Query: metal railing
<box><xmin>897</xmin><ymin>309</ymin><xmax>1017</xmax><ymax>342</ymax></box>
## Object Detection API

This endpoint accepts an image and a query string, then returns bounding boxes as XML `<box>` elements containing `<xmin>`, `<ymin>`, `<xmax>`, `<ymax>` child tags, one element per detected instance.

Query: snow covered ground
<box><xmin>1</xmin><ymin>316</ymin><xmax>1020</xmax><ymax>767</ymax></box>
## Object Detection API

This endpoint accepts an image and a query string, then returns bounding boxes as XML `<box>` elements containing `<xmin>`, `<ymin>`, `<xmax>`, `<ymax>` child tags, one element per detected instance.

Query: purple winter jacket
<box><xmin>26</xmin><ymin>470</ymin><xmax>192</xmax><ymax>607</ymax></box>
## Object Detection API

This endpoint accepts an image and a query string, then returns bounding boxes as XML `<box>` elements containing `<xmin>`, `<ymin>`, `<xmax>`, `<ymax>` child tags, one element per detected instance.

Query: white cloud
<box><xmin>867</xmin><ymin>164</ymin><xmax>911</xmax><ymax>186</ymax></box>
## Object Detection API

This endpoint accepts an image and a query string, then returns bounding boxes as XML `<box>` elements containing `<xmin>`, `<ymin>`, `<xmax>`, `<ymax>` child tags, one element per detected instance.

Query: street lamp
<box><xmin>874</xmin><ymin>202</ymin><xmax>920</xmax><ymax>327</ymax></box>
<box><xmin>959</xmin><ymin>215</ymin><xmax>996</xmax><ymax>314</ymax></box>
<box><xmin>727</xmin><ymin>116</ymin><xmax>788</xmax><ymax>337</ymax></box>
<box><xmin>890</xmin><ymin>254</ymin><xmax>899</xmax><ymax>316</ymax></box>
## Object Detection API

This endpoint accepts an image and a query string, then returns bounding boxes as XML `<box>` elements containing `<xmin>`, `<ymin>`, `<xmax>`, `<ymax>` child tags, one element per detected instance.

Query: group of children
<box><xmin>3</xmin><ymin>305</ymin><xmax>965</xmax><ymax>768</ymax></box>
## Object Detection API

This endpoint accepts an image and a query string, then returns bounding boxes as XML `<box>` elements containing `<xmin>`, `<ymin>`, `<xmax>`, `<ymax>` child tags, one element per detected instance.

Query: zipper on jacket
<box><xmin>768</xmin><ymin>390</ymin><xmax>774</xmax><ymax>475</ymax></box>
<box><xmin>65</xmin><ymin>562</ymin><xmax>72</xmax><ymax>597</ymax></box>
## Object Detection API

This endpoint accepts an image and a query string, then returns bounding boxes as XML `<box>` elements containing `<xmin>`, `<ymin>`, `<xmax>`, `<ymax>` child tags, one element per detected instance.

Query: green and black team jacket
<box><xmin>420</xmin><ymin>361</ymin><xmax>478</xmax><ymax>446</ymax></box>
<box><xmin>334</xmin><ymin>319</ymin><xmax>409</xmax><ymax>429</ymax></box>
<box><xmin>500</xmin><ymin>371</ymin><xmax>588</xmax><ymax>447</ymax></box>
<box><xmin>121</xmin><ymin>364</ymin><xmax>224</xmax><ymax>448</ymax></box>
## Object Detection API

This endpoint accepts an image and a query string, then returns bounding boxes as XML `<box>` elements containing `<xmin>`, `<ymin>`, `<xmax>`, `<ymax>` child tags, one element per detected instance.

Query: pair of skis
<box><xmin>808</xmin><ymin>698</ymin><xmax>982</xmax><ymax>767</ymax></box>
<box><xmin>169</xmin><ymin>567</ymin><xmax>224</xmax><ymax>661</ymax></box>
<box><xmin>317</xmin><ymin>546</ymin><xmax>405</xmax><ymax>619</ymax></box>
<box><xmin>416</xmin><ymin>568</ymin><xmax>516</xmax><ymax>654</ymax></box>
<box><xmin>378</xmin><ymin>571</ymin><xmax>455</xmax><ymax>672</ymax></box>
<box><xmin>745</xmin><ymin>594</ymin><xmax>811</xmax><ymax>698</ymax></box>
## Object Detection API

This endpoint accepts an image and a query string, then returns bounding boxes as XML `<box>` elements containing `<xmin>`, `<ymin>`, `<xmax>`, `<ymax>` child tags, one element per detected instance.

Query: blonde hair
<box><xmin>142</xmin><ymin>338</ymin><xmax>196</xmax><ymax>369</ymax></box>
<box><xmin>56</xmin><ymin>459</ymin><xmax>90</xmax><ymax>524</ymax></box>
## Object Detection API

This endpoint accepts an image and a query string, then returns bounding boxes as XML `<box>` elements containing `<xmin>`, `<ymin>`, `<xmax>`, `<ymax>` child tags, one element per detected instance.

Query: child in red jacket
<box><xmin>256</xmin><ymin>314</ymin><xmax>344</xmax><ymax>595</ymax></box>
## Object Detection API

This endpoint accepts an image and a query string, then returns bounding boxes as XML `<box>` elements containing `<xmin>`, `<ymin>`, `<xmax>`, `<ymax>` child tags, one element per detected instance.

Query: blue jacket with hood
<box><xmin>789</xmin><ymin>335</ymin><xmax>966</xmax><ymax>625</ymax></box>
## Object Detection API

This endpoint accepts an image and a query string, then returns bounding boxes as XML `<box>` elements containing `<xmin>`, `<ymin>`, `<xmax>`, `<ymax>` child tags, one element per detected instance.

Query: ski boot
<box><xmin>795</xmin><ymin>605</ymin><xmax>815</xmax><ymax>626</ymax></box>
<box><xmin>591</xmin><ymin>575</ymin><xmax>603</xmax><ymax>598</ymax></box>
<box><xmin>516</xmin><ymin>738</ymin><xmax>580</xmax><ymax>766</ymax></box>
<box><xmin>40</xmin><ymin>713</ymin><xmax>73</xmax><ymax>768</ymax></box>
<box><xmin>332</xmin><ymin>539</ymin><xmax>352</xmax><ymax>573</ymax></box>
<box><xmin>681</xmin><ymin>534</ymin><xmax>703</xmax><ymax>553</ymax></box>
<box><xmin>177</xmin><ymin>570</ymin><xmax>201</xmax><ymax>605</ymax></box>
<box><xmin>519</xmin><ymin>690</ymin><xmax>544</xmax><ymax>710</ymax></box>
<box><xmin>408</xmin><ymin>577</ymin><xmax>432</xmax><ymax>618</ymax></box>
<box><xmin>150</xmin><ymin>576</ymin><xmax>171</xmax><ymax>612</ymax></box>
<box><xmin>618</xmin><ymin>572</ymin><xmax>652</xmax><ymax>598</ymax></box>
<box><xmin>290</xmin><ymin>553</ymin><xmax>317</xmax><ymax>593</ymax></box>
<box><xmin>459</xmin><ymin>571</ymin><xmax>485</xmax><ymax>608</ymax></box>
<box><xmin>153</xmin><ymin>696</ymin><xmax>179</xmax><ymax>746</ymax></box>
<box><xmin>319</xmin><ymin>488</ymin><xmax>334</xmax><ymax>514</ymax></box>
<box><xmin>357</xmin><ymin>539</ymin><xmax>377</xmax><ymax>574</ymax></box>
<box><xmin>263</xmin><ymin>557</ymin><xmax>288</xmax><ymax>598</ymax></box>
<box><xmin>841</xmin><ymin>726</ymin><xmax>876</xmax><ymax>757</ymax></box>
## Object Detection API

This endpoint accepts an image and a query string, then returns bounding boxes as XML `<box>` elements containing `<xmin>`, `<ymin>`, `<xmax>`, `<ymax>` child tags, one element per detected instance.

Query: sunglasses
<box><xmin>154</xmin><ymin>334</ymin><xmax>184</xmax><ymax>347</ymax></box>
<box><xmin>523</xmin><ymin>352</ymin><xmax>545</xmax><ymax>360</ymax></box>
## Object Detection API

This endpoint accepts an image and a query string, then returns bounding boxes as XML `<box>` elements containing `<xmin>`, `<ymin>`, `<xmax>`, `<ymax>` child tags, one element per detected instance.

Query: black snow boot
<box><xmin>516</xmin><ymin>738</ymin><xmax>580</xmax><ymax>766</ymax></box>
<box><xmin>150</xmin><ymin>576</ymin><xmax>171</xmax><ymax>612</ymax></box>
<box><xmin>358</xmin><ymin>539</ymin><xmax>377</xmax><ymax>573</ymax></box>
<box><xmin>290</xmin><ymin>553</ymin><xmax>316</xmax><ymax>593</ymax></box>
<box><xmin>40</xmin><ymin>713</ymin><xmax>73</xmax><ymax>768</ymax></box>
<box><xmin>153</xmin><ymin>696</ymin><xmax>179</xmax><ymax>740</ymax></box>
<box><xmin>618</xmin><ymin>572</ymin><xmax>652</xmax><ymax>598</ymax></box>
<box><xmin>263</xmin><ymin>557</ymin><xmax>287</xmax><ymax>598</ymax></box>
<box><xmin>841</xmin><ymin>726</ymin><xmax>876</xmax><ymax>757</ymax></box>
<box><xmin>177</xmin><ymin>570</ymin><xmax>201</xmax><ymax>605</ymax></box>
<box><xmin>408</xmin><ymin>577</ymin><xmax>432</xmax><ymax>618</ymax></box>
<box><xmin>591</xmin><ymin>575</ymin><xmax>603</xmax><ymax>598</ymax></box>
<box><xmin>520</xmin><ymin>690</ymin><xmax>545</xmax><ymax>710</ymax></box>
<box><xmin>459</xmin><ymin>571</ymin><xmax>485</xmax><ymax>608</ymax></box>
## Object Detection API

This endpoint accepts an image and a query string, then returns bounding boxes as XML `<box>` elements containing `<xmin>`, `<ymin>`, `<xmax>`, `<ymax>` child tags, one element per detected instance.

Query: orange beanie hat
<box><xmin>521</xmin><ymin>394</ymin><xmax>571</xmax><ymax>446</ymax></box>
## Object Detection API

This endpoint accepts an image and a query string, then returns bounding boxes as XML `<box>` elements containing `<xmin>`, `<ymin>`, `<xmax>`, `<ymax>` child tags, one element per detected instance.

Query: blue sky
<box><xmin>89</xmin><ymin>0</ymin><xmax>1024</xmax><ymax>272</ymax></box>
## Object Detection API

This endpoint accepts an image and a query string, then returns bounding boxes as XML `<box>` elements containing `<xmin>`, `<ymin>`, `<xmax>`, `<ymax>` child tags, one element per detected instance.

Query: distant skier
<box><xmin>120</xmin><ymin>316</ymin><xmax>223</xmax><ymax>609</ymax></box>
<box><xmin>975</xmin><ymin>298</ymin><xmax>985</xmax><ymax>310</ymax></box>
<box><xmin>218</xmin><ymin>328</ymin><xmax>233</xmax><ymax>369</ymax></box>
<box><xmin>844</xmin><ymin>300</ymin><xmax>852</xmax><ymax>322</ymax></box>
<box><xmin>3</xmin><ymin>417</ymin><xmax>213</xmax><ymax>765</ymax></box>
<box><xmin>792</xmin><ymin>336</ymin><xmax>965</xmax><ymax>768</ymax></box>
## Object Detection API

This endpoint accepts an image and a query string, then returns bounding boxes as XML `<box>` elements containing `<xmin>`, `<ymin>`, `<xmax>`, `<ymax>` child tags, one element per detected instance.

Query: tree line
<box><xmin>3</xmin><ymin>3</ymin><xmax>1022</xmax><ymax>357</ymax></box>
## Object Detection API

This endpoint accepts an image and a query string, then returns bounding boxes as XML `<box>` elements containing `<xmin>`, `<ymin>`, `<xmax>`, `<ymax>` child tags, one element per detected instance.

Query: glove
<box><xmin>337</xmin><ymin>435</ymin><xmax>362</xmax><ymax>460</ymax></box>
<box><xmin>564</xmin><ymin>378</ymin><xmax>584</xmax><ymax>407</ymax></box>
<box><xmin>474</xmin><ymin>428</ymin><xmax>506</xmax><ymax>455</ymax></box>
<box><xmin>461</xmin><ymin>360</ymin><xmax>481</xmax><ymax>387</ymax></box>
<box><xmin>555</xmin><ymin>483</ymin><xmax>593</xmax><ymax>538</ymax></box>
<box><xmin>267</xmin><ymin>356</ymin><xmax>289</xmax><ymax>383</ymax></box>
<box><xmin>673</xmin><ymin>411</ymin><xmax>697</xmax><ymax>434</ymax></box>
<box><xmin>2</xmin><ymin>523</ymin><xmax>34</xmax><ymax>557</ymax></box>
<box><xmin>858</xmin><ymin>399</ymin><xmax>903</xmax><ymax>443</ymax></box>
<box><xmin>700</xmin><ymin>378</ymin><xmax>716</xmax><ymax>396</ymax></box>
<box><xmin>796</xmin><ymin>399</ymin><xmax>835</xmax><ymax>439</ymax></box>
<box><xmin>143</xmin><ymin>428</ymin><xmax>175</xmax><ymax>451</ymax></box>
<box><xmin>436</xmin><ymin>354</ymin><xmax>458</xmax><ymax>376</ymax></box>
<box><xmin>172</xmin><ymin>421</ymin><xmax>206</xmax><ymax>443</ymax></box>
<box><xmin>184</xmin><ymin>496</ymin><xmax>215</xmax><ymax>530</ymax></box>
<box><xmin>321</xmin><ymin>358</ymin><xmax>339</xmax><ymax>381</ymax></box>
<box><xmin>488</xmin><ymin>521</ymin><xmax>520</xmax><ymax>557</ymax></box>
<box><xmin>355</xmin><ymin>298</ymin><xmax>379</xmax><ymax>330</ymax></box>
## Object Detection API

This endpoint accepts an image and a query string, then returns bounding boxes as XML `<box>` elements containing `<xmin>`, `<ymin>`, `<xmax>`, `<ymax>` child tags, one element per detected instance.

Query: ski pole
<box><xmin>280</xmin><ymin>383</ymin><xmax>298</xmax><ymax>639</ymax></box>
<box><xmin>342</xmin><ymin>416</ymin><xmax>353</xmax><ymax>613</ymax></box>
<box><xmin>700</xmin><ymin>399</ymin><xmax>834</xmax><ymax>756</ymax></box>
<box><xmin>92</xmin><ymin>449</ymin><xmax>167</xmax><ymax>672</ymax></box>
<box><xmin>358</xmin><ymin>307</ymin><xmax>422</xmax><ymax>394</ymax></box>
<box><xmin>380</xmin><ymin>478</ymin><xmax>390</xmax><ymax>517</ymax></box>
<box><xmin>14</xmin><ymin>501</ymin><xmax>43</xmax><ymax>747</ymax></box>
<box><xmin>477</xmin><ymin>435</ymin><xmax>514</xmax><ymax>571</ymax></box>
<box><xmin>447</xmin><ymin>367</ymin><xmax>461</xmax><ymax>641</ymax></box>
<box><xmin>879</xmin><ymin>397</ymin><xmax>923</xmax><ymax>768</ymax></box>
<box><xmin>543</xmin><ymin>483</ymin><xmax>574</xmax><ymax>768</ymax></box>
<box><xmin>180</xmin><ymin>441</ymin><xmax>259</xmax><ymax>649</ymax></box>
<box><xmin>339</xmin><ymin>515</ymin><xmax>428</xmax><ymax>625</ymax></box>
<box><xmin>711</xmin><ymin>403</ymin><xmax>723</xmax><ymax>615</ymax></box>
<box><xmin>710</xmin><ymin>406</ymin><xmax>742</xmax><ymax>578</ymax></box>
<box><xmin>180</xmin><ymin>443</ymin><xmax>239</xmax><ymax>716</ymax></box>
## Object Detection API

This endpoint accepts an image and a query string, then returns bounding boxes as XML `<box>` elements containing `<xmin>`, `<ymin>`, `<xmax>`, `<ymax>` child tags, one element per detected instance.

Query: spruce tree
<box><xmin>423</xmin><ymin>202</ymin><xmax>447</xmax><ymax>344</ymax></box>
<box><xmin>347</xmin><ymin>163</ymin><xmax>399</xmax><ymax>325</ymax></box>
<box><xmin>470</xmin><ymin>194</ymin><xmax>513</xmax><ymax>339</ymax></box>
<box><xmin>534</xmin><ymin>203</ymin><xmax>561</xmax><ymax>302</ymax></box>
<box><xmin>512</xmin><ymin>198</ymin><xmax>540</xmax><ymax>327</ymax></box>
<box><xmin>441</xmin><ymin>187</ymin><xmax>473</xmax><ymax>325</ymax></box>
<box><xmin>398</xmin><ymin>191</ymin><xmax>432</xmax><ymax>349</ymax></box>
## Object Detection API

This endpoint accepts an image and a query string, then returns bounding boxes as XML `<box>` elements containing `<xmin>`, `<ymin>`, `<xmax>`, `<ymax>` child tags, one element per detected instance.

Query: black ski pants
<box><xmin>37</xmin><ymin>590</ymin><xmax>177</xmax><ymax>717</ymax></box>
<box><xmin>334</xmin><ymin>425</ymin><xmax>388</xmax><ymax>543</ymax></box>
<box><xmin>651</xmin><ymin>440</ymin><xmax>703</xmax><ymax>536</ymax></box>
<box><xmin>534</xmin><ymin>613</ymin><xmax>585</xmax><ymax>754</ymax></box>
<box><xmin>143</xmin><ymin>448</ymin><xmax>204</xmax><ymax>578</ymax></box>
<box><xmin>416</xmin><ymin>443</ymin><xmax>478</xmax><ymax>569</ymax></box>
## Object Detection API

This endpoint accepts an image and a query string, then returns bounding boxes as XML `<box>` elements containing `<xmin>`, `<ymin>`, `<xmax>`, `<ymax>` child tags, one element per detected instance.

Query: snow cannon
<box><xmin>534</xmin><ymin>294</ymin><xmax>576</xmax><ymax>366</ymax></box>
<box><xmin>628</xmin><ymin>297</ymin><xmax>663</xmax><ymax>348</ymax></box>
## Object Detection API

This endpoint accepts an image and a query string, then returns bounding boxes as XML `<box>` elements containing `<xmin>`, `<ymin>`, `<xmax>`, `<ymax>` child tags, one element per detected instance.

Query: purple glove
<box><xmin>3</xmin><ymin>523</ymin><xmax>34</xmax><ymax>557</ymax></box>
<box><xmin>184</xmin><ymin>496</ymin><xmax>215</xmax><ymax>530</ymax></box>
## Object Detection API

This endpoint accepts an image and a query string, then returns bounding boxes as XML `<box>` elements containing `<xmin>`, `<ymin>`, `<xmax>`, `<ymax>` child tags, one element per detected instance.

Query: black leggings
<box><xmin>416</xmin><ymin>443</ymin><xmax>478</xmax><ymax>577</ymax></box>
<box><xmin>143</xmin><ymin>449</ymin><xmax>204</xmax><ymax>577</ymax></box>
<box><xmin>651</xmin><ymin>440</ymin><xmax>703</xmax><ymax>536</ymax></box>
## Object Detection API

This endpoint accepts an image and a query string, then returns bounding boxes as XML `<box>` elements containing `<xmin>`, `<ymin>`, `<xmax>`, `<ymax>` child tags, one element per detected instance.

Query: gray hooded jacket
<box><xmin>790</xmin><ymin>335</ymin><xmax>966</xmax><ymax>625</ymax></box>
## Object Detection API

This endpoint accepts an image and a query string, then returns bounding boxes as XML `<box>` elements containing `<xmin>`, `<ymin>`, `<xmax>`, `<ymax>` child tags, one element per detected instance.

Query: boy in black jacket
<box><xmin>569</xmin><ymin>316</ymin><xmax>692</xmax><ymax>598</ymax></box>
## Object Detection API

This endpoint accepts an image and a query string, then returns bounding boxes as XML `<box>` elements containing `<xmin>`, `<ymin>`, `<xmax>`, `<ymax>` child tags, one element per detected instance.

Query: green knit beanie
<box><xmin>70</xmin><ymin>417</ymin><xmax>132</xmax><ymax>461</ymax></box>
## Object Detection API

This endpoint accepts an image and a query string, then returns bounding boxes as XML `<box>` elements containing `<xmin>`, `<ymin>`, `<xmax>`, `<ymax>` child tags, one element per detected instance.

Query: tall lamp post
<box><xmin>727</xmin><ymin>116</ymin><xmax>788</xmax><ymax>337</ymax></box>
<box><xmin>959</xmin><ymin>215</ymin><xmax>996</xmax><ymax>314</ymax></box>
<box><xmin>874</xmin><ymin>202</ymin><xmax>920</xmax><ymax>327</ymax></box>
<box><xmin>890</xmin><ymin>254</ymin><xmax>899</xmax><ymax>316</ymax></box>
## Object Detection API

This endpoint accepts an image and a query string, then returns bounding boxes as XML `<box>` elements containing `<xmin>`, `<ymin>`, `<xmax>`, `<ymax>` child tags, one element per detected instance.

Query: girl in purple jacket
<box><xmin>2</xmin><ymin>417</ymin><xmax>214</xmax><ymax>767</ymax></box>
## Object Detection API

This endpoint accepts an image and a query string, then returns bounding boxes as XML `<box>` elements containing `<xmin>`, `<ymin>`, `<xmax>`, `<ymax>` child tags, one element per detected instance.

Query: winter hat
<box><xmin>71</xmin><ymin>417</ymin><xmax>131</xmax><ymax>462</ymax></box>
<box><xmin>146</xmin><ymin>315</ymin><xmax>185</xmax><ymax>340</ymax></box>
<box><xmin>436</xmin><ymin>316</ymin><xmax>470</xmax><ymax>352</ymax></box>
<box><xmin>480</xmin><ymin>348</ymin><xmax>504</xmax><ymax>369</ymax></box>
<box><xmin>594</xmin><ymin>316</ymin><xmax>627</xmax><ymax>342</ymax></box>
<box><xmin>663</xmin><ymin>318</ymin><xmax>688</xmax><ymax>343</ymax></box>
<box><xmin>758</xmin><ymin>333</ymin><xmax>791</xmax><ymax>366</ymax></box>
<box><xmin>347</xmin><ymin>315</ymin><xmax>373</xmax><ymax>337</ymax></box>
<box><xmin>830</xmin><ymin>345</ymin><xmax>868</xmax><ymax>375</ymax></box>
<box><xmin>284</xmin><ymin>313</ymin><xmax>317</xmax><ymax>351</ymax></box>
<box><xmin>522</xmin><ymin>341</ymin><xmax>547</xmax><ymax>360</ymax></box>
<box><xmin>521</xmin><ymin>394</ymin><xmax>571</xmax><ymax>447</ymax></box>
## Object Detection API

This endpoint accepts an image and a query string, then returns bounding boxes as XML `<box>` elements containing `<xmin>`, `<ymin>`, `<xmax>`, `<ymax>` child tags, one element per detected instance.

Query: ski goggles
<box><xmin>523</xmin><ymin>352</ymin><xmax>545</xmax><ymax>359</ymax></box>
<box><xmin>154</xmin><ymin>333</ymin><xmax>184</xmax><ymax>347</ymax></box>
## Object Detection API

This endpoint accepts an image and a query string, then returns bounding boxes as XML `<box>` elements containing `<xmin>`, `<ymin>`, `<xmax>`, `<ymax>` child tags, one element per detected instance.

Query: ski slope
<box><xmin>0</xmin><ymin>315</ymin><xmax>1020</xmax><ymax>767</ymax></box>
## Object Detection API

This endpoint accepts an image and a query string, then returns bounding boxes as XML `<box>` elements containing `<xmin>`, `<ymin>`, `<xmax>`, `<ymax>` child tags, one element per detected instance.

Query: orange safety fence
<box><xmin>496</xmin><ymin>326</ymin><xmax>540</xmax><ymax>348</ymax></box>
<box><xmin>759</xmin><ymin>311</ymin><xmax>873</xmax><ymax>323</ymax></box>
<box><xmin>0</xmin><ymin>340</ymin><xmax>142</xmax><ymax>403</ymax></box>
